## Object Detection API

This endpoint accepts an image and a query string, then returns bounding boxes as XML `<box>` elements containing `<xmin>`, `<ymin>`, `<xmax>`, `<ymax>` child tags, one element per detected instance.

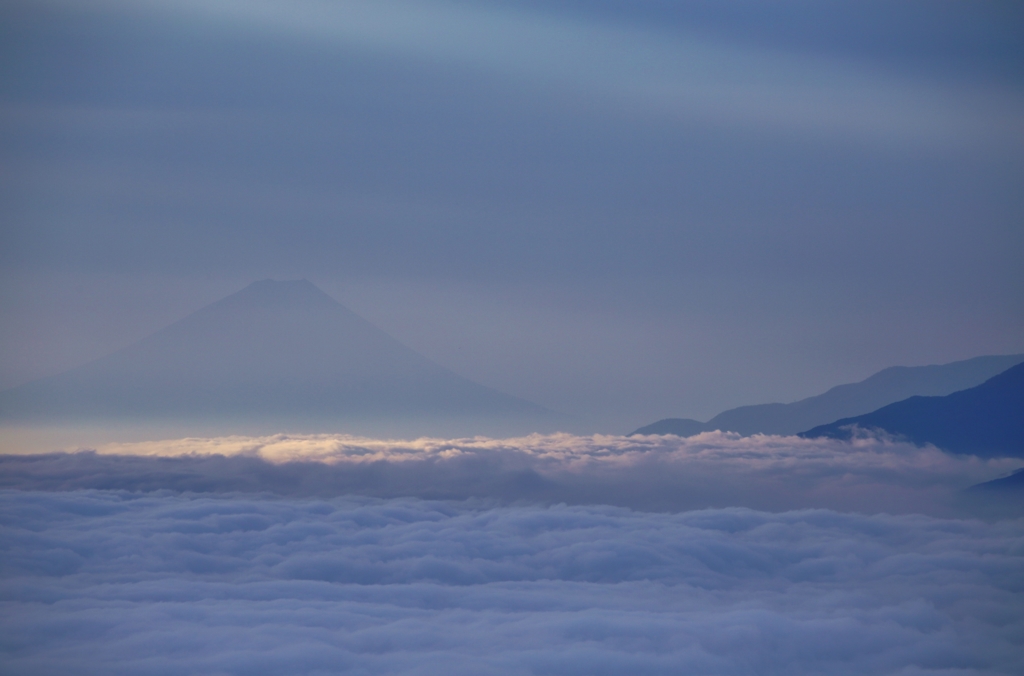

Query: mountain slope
<box><xmin>0</xmin><ymin>280</ymin><xmax>555</xmax><ymax>430</ymax></box>
<box><xmin>631</xmin><ymin>354</ymin><xmax>1024</xmax><ymax>437</ymax></box>
<box><xmin>800</xmin><ymin>362</ymin><xmax>1024</xmax><ymax>457</ymax></box>
<box><xmin>967</xmin><ymin>469</ymin><xmax>1024</xmax><ymax>494</ymax></box>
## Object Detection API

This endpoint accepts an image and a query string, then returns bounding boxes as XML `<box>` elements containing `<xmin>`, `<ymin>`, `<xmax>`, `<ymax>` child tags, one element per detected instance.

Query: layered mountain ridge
<box><xmin>631</xmin><ymin>354</ymin><xmax>1024</xmax><ymax>437</ymax></box>
<box><xmin>801</xmin><ymin>362</ymin><xmax>1024</xmax><ymax>458</ymax></box>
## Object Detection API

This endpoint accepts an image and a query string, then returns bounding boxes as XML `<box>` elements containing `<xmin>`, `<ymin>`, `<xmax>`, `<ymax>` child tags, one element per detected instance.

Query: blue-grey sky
<box><xmin>2</xmin><ymin>0</ymin><xmax>1023</xmax><ymax>431</ymax></box>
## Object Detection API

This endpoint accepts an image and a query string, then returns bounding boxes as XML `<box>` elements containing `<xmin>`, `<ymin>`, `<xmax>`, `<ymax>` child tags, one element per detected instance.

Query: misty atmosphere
<box><xmin>2</xmin><ymin>1</ymin><xmax>1023</xmax><ymax>674</ymax></box>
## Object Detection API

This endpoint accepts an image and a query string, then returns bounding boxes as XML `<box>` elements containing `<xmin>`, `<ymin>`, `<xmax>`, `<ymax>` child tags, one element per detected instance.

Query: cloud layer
<box><xmin>3</xmin><ymin>432</ymin><xmax>1021</xmax><ymax>516</ymax></box>
<box><xmin>2</xmin><ymin>490</ymin><xmax>1022</xmax><ymax>675</ymax></box>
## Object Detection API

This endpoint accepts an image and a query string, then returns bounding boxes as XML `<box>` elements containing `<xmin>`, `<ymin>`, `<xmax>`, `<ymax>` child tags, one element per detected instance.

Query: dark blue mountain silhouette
<box><xmin>631</xmin><ymin>354</ymin><xmax>1024</xmax><ymax>437</ymax></box>
<box><xmin>967</xmin><ymin>468</ymin><xmax>1024</xmax><ymax>494</ymax></box>
<box><xmin>0</xmin><ymin>280</ymin><xmax>559</xmax><ymax>433</ymax></box>
<box><xmin>961</xmin><ymin>469</ymin><xmax>1024</xmax><ymax>516</ymax></box>
<box><xmin>800</xmin><ymin>362</ymin><xmax>1024</xmax><ymax>457</ymax></box>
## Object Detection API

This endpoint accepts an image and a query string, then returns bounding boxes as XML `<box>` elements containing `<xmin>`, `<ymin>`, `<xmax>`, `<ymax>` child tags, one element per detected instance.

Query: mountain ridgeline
<box><xmin>0</xmin><ymin>280</ymin><xmax>562</xmax><ymax>436</ymax></box>
<box><xmin>800</xmin><ymin>362</ymin><xmax>1024</xmax><ymax>458</ymax></box>
<box><xmin>631</xmin><ymin>354</ymin><xmax>1024</xmax><ymax>437</ymax></box>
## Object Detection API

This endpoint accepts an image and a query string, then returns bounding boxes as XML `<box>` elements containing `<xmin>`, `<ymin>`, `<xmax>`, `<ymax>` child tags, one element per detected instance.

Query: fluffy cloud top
<box><xmin>3</xmin><ymin>432</ymin><xmax>1021</xmax><ymax>516</ymax></box>
<box><xmin>2</xmin><ymin>490</ymin><xmax>1022</xmax><ymax>675</ymax></box>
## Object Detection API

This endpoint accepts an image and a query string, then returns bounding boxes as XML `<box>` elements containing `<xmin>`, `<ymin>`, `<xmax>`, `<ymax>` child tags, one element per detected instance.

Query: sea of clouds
<box><xmin>2</xmin><ymin>490</ymin><xmax>1023</xmax><ymax>675</ymax></box>
<box><xmin>2</xmin><ymin>432</ymin><xmax>1022</xmax><ymax>674</ymax></box>
<box><xmin>2</xmin><ymin>431</ymin><xmax>1021</xmax><ymax>515</ymax></box>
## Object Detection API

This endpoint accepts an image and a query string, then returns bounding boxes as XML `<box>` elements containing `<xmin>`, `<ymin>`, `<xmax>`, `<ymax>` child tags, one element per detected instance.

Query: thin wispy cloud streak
<box><xmin>4</xmin><ymin>432</ymin><xmax>1020</xmax><ymax>515</ymax></box>
<box><xmin>36</xmin><ymin>0</ymin><xmax>1024</xmax><ymax>146</ymax></box>
<box><xmin>1</xmin><ymin>491</ymin><xmax>1022</xmax><ymax>675</ymax></box>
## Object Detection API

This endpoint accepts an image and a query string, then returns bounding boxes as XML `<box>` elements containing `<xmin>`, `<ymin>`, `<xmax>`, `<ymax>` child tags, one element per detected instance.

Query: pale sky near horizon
<box><xmin>2</xmin><ymin>0</ymin><xmax>1023</xmax><ymax>431</ymax></box>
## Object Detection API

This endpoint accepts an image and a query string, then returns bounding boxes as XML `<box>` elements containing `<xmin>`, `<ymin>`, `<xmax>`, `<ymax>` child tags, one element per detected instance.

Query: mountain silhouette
<box><xmin>0</xmin><ymin>280</ymin><xmax>559</xmax><ymax>433</ymax></box>
<box><xmin>631</xmin><ymin>354</ymin><xmax>1024</xmax><ymax>437</ymax></box>
<box><xmin>960</xmin><ymin>468</ymin><xmax>1024</xmax><ymax>518</ymax></box>
<box><xmin>967</xmin><ymin>468</ymin><xmax>1024</xmax><ymax>494</ymax></box>
<box><xmin>800</xmin><ymin>362</ymin><xmax>1024</xmax><ymax>457</ymax></box>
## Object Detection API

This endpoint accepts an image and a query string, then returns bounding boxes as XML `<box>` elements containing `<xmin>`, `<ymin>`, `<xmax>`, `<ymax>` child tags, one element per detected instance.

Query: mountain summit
<box><xmin>0</xmin><ymin>280</ymin><xmax>558</xmax><ymax>434</ymax></box>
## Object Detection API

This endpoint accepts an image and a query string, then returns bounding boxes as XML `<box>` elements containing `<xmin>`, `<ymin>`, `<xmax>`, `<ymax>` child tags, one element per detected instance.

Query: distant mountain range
<box><xmin>800</xmin><ymin>362</ymin><xmax>1024</xmax><ymax>458</ymax></box>
<box><xmin>0</xmin><ymin>280</ymin><xmax>561</xmax><ymax>435</ymax></box>
<box><xmin>631</xmin><ymin>354</ymin><xmax>1024</xmax><ymax>437</ymax></box>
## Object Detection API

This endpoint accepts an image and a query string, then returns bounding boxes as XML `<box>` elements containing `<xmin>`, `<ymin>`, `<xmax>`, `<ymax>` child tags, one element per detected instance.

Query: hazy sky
<box><xmin>2</xmin><ymin>0</ymin><xmax>1023</xmax><ymax>430</ymax></box>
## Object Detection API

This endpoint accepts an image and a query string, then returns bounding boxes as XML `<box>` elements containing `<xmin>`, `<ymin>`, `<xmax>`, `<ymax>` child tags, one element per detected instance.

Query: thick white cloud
<box><xmin>1</xmin><ymin>490</ymin><xmax>1022</xmax><ymax>675</ymax></box>
<box><xmin>1</xmin><ymin>431</ymin><xmax>1012</xmax><ymax>516</ymax></box>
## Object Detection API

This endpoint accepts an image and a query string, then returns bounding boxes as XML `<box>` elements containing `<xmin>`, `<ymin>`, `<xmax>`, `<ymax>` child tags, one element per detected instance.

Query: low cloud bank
<box><xmin>2</xmin><ymin>432</ymin><xmax>1021</xmax><ymax>515</ymax></box>
<box><xmin>1</xmin><ymin>491</ymin><xmax>1022</xmax><ymax>675</ymax></box>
